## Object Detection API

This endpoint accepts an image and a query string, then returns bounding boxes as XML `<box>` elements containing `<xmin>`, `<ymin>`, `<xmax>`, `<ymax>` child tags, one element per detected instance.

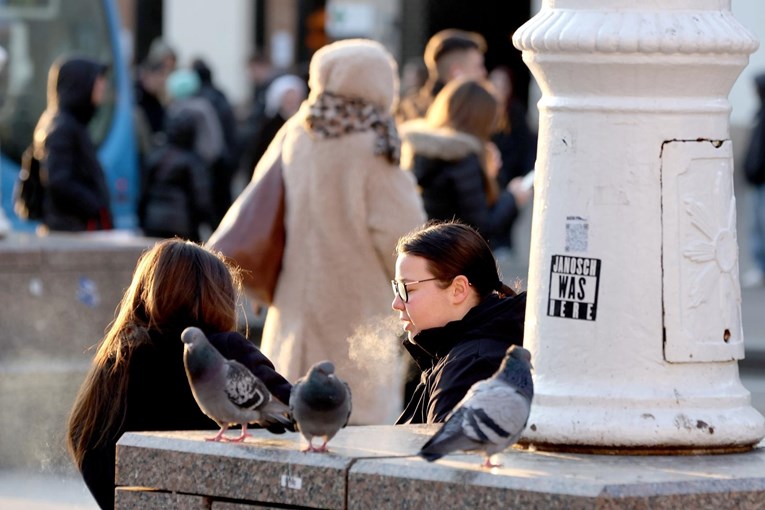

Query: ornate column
<box><xmin>514</xmin><ymin>0</ymin><xmax>764</xmax><ymax>452</ymax></box>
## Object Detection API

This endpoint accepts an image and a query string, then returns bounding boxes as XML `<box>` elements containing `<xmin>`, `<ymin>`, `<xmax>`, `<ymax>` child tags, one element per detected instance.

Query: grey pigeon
<box><xmin>181</xmin><ymin>326</ymin><xmax>291</xmax><ymax>442</ymax></box>
<box><xmin>418</xmin><ymin>345</ymin><xmax>534</xmax><ymax>468</ymax></box>
<box><xmin>290</xmin><ymin>360</ymin><xmax>352</xmax><ymax>452</ymax></box>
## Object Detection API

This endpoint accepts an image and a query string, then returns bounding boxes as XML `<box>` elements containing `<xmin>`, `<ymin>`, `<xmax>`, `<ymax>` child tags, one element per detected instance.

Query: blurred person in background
<box><xmin>134</xmin><ymin>58</ymin><xmax>167</xmax><ymax>139</ymax></box>
<box><xmin>397</xmin><ymin>29</ymin><xmax>487</xmax><ymax>123</ymax></box>
<box><xmin>245</xmin><ymin>74</ymin><xmax>307</xmax><ymax>173</ymax></box>
<box><xmin>138</xmin><ymin>109</ymin><xmax>213</xmax><ymax>242</ymax></box>
<box><xmin>400</xmin><ymin>57</ymin><xmax>428</xmax><ymax>99</ymax></box>
<box><xmin>256</xmin><ymin>39</ymin><xmax>425</xmax><ymax>425</ymax></box>
<box><xmin>164</xmin><ymin>68</ymin><xmax>224</xmax><ymax>220</ymax></box>
<box><xmin>192</xmin><ymin>58</ymin><xmax>239</xmax><ymax>226</ymax></box>
<box><xmin>743</xmin><ymin>72</ymin><xmax>765</xmax><ymax>288</ymax></box>
<box><xmin>488</xmin><ymin>65</ymin><xmax>537</xmax><ymax>252</ymax></box>
<box><xmin>399</xmin><ymin>78</ymin><xmax>532</xmax><ymax>247</ymax></box>
<box><xmin>35</xmin><ymin>56</ymin><xmax>113</xmax><ymax>232</ymax></box>
<box><xmin>239</xmin><ymin>53</ymin><xmax>281</xmax><ymax>175</ymax></box>
<box><xmin>489</xmin><ymin>66</ymin><xmax>536</xmax><ymax>189</ymax></box>
<box><xmin>133</xmin><ymin>58</ymin><xmax>168</xmax><ymax>182</ymax></box>
<box><xmin>147</xmin><ymin>37</ymin><xmax>177</xmax><ymax>77</ymax></box>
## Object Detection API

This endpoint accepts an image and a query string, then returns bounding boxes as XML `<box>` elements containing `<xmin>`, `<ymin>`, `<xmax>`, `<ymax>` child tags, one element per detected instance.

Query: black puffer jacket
<box><xmin>79</xmin><ymin>329</ymin><xmax>292</xmax><ymax>510</ymax></box>
<box><xmin>400</xmin><ymin>121</ymin><xmax>517</xmax><ymax>241</ymax></box>
<box><xmin>138</xmin><ymin>111</ymin><xmax>213</xmax><ymax>241</ymax></box>
<box><xmin>36</xmin><ymin>57</ymin><xmax>113</xmax><ymax>231</ymax></box>
<box><xmin>396</xmin><ymin>292</ymin><xmax>526</xmax><ymax>425</ymax></box>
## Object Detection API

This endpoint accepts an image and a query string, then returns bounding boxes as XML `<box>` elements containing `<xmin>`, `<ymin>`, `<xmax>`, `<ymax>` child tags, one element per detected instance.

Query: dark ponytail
<box><xmin>396</xmin><ymin>220</ymin><xmax>517</xmax><ymax>299</ymax></box>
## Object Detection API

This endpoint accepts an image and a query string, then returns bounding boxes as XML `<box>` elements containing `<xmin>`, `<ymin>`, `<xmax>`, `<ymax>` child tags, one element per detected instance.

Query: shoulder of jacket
<box><xmin>400</xmin><ymin>120</ymin><xmax>483</xmax><ymax>161</ymax></box>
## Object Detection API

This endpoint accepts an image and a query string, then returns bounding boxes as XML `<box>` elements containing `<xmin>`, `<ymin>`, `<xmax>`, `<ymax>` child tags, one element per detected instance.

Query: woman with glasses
<box><xmin>392</xmin><ymin>221</ymin><xmax>526</xmax><ymax>424</ymax></box>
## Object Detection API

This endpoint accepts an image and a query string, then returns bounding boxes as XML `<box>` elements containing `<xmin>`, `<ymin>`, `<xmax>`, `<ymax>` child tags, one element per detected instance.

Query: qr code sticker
<box><xmin>565</xmin><ymin>222</ymin><xmax>588</xmax><ymax>252</ymax></box>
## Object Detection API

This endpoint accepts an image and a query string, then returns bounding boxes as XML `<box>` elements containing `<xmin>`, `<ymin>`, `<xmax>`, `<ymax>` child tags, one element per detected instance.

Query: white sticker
<box><xmin>565</xmin><ymin>216</ymin><xmax>588</xmax><ymax>253</ymax></box>
<box><xmin>280</xmin><ymin>474</ymin><xmax>302</xmax><ymax>490</ymax></box>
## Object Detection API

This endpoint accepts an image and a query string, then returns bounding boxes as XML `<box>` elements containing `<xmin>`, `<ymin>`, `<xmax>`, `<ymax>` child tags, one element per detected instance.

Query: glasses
<box><xmin>391</xmin><ymin>277</ymin><xmax>439</xmax><ymax>303</ymax></box>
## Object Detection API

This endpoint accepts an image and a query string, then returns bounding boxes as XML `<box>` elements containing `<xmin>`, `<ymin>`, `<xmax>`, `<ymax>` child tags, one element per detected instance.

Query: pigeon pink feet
<box><xmin>229</xmin><ymin>424</ymin><xmax>253</xmax><ymax>443</ymax></box>
<box><xmin>302</xmin><ymin>439</ymin><xmax>329</xmax><ymax>453</ymax></box>
<box><xmin>481</xmin><ymin>457</ymin><xmax>502</xmax><ymax>469</ymax></box>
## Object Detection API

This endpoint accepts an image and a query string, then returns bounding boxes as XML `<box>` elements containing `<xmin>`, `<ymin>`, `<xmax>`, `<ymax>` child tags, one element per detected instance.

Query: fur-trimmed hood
<box><xmin>399</xmin><ymin>119</ymin><xmax>483</xmax><ymax>168</ymax></box>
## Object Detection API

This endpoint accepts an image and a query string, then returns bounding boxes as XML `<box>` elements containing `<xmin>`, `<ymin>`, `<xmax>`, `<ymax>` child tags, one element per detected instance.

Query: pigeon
<box><xmin>289</xmin><ymin>360</ymin><xmax>352</xmax><ymax>452</ymax></box>
<box><xmin>418</xmin><ymin>345</ymin><xmax>534</xmax><ymax>468</ymax></box>
<box><xmin>181</xmin><ymin>326</ymin><xmax>292</xmax><ymax>442</ymax></box>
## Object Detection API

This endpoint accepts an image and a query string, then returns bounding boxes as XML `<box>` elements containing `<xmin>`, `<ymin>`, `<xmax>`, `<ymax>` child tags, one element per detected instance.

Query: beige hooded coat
<box><xmin>260</xmin><ymin>40</ymin><xmax>426</xmax><ymax>424</ymax></box>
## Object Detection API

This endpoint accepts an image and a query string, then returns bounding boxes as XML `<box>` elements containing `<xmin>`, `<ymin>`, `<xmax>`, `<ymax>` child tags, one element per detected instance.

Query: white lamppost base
<box><xmin>514</xmin><ymin>0</ymin><xmax>765</xmax><ymax>451</ymax></box>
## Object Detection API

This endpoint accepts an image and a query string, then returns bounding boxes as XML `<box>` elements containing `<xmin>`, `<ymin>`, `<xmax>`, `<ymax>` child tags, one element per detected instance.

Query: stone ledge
<box><xmin>116</xmin><ymin>427</ymin><xmax>765</xmax><ymax>509</ymax></box>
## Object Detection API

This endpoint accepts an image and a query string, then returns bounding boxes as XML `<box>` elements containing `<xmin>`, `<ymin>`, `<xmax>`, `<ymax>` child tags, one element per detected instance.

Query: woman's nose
<box><xmin>392</xmin><ymin>294</ymin><xmax>404</xmax><ymax>311</ymax></box>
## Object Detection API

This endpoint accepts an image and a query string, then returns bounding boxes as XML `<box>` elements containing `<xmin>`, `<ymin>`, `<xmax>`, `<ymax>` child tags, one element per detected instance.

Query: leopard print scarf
<box><xmin>304</xmin><ymin>91</ymin><xmax>400</xmax><ymax>165</ymax></box>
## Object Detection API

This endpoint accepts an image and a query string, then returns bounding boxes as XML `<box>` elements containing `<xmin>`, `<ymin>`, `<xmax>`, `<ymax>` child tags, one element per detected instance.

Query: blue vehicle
<box><xmin>0</xmin><ymin>0</ymin><xmax>138</xmax><ymax>230</ymax></box>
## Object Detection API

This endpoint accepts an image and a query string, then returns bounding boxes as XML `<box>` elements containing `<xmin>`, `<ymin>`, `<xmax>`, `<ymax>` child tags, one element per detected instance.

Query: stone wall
<box><xmin>0</xmin><ymin>232</ymin><xmax>154</xmax><ymax>472</ymax></box>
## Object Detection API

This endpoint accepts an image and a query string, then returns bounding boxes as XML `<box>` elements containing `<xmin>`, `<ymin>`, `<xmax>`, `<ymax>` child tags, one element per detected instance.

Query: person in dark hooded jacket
<box><xmin>192</xmin><ymin>58</ymin><xmax>238</xmax><ymax>226</ymax></box>
<box><xmin>392</xmin><ymin>221</ymin><xmax>526</xmax><ymax>424</ymax></box>
<box><xmin>34</xmin><ymin>56</ymin><xmax>113</xmax><ymax>231</ymax></box>
<box><xmin>138</xmin><ymin>109</ymin><xmax>213</xmax><ymax>242</ymax></box>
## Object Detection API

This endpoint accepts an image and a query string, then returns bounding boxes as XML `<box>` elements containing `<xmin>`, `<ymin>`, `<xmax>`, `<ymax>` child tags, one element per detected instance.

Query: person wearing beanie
<box><xmin>33</xmin><ymin>55</ymin><xmax>113</xmax><ymax>232</ymax></box>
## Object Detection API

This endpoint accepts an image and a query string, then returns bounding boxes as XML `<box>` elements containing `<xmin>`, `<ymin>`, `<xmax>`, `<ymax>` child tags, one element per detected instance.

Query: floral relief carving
<box><xmin>682</xmin><ymin>196</ymin><xmax>740</xmax><ymax>311</ymax></box>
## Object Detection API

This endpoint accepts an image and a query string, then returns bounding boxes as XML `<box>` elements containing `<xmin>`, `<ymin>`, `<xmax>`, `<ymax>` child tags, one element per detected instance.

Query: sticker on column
<box><xmin>565</xmin><ymin>216</ymin><xmax>588</xmax><ymax>252</ymax></box>
<box><xmin>548</xmin><ymin>255</ymin><xmax>601</xmax><ymax>321</ymax></box>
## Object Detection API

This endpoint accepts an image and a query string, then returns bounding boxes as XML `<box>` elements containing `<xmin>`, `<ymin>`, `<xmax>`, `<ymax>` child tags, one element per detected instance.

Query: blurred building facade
<box><xmin>115</xmin><ymin>0</ymin><xmax>533</xmax><ymax>109</ymax></box>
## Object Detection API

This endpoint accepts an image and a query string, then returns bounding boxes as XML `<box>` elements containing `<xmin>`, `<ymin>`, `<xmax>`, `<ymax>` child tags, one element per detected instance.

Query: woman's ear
<box><xmin>450</xmin><ymin>275</ymin><xmax>472</xmax><ymax>305</ymax></box>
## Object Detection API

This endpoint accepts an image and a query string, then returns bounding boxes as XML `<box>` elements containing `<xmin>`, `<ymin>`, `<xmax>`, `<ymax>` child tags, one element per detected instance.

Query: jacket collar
<box><xmin>399</xmin><ymin>119</ymin><xmax>483</xmax><ymax>164</ymax></box>
<box><xmin>403</xmin><ymin>292</ymin><xmax>526</xmax><ymax>368</ymax></box>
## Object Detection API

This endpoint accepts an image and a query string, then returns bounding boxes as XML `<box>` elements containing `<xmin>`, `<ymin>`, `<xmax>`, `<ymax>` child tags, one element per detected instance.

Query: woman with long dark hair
<box><xmin>67</xmin><ymin>239</ymin><xmax>291</xmax><ymax>509</ymax></box>
<box><xmin>399</xmin><ymin>79</ymin><xmax>532</xmax><ymax>245</ymax></box>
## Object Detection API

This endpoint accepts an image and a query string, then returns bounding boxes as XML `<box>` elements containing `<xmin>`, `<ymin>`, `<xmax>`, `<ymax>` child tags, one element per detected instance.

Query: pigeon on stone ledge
<box><xmin>418</xmin><ymin>345</ymin><xmax>534</xmax><ymax>468</ymax></box>
<box><xmin>181</xmin><ymin>326</ymin><xmax>292</xmax><ymax>442</ymax></box>
<box><xmin>290</xmin><ymin>360</ymin><xmax>352</xmax><ymax>452</ymax></box>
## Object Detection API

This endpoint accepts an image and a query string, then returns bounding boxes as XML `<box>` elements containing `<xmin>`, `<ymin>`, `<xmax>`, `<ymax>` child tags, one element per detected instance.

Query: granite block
<box><xmin>212</xmin><ymin>502</ymin><xmax>291</xmax><ymax>509</ymax></box>
<box><xmin>116</xmin><ymin>426</ymin><xmax>435</xmax><ymax>509</ymax></box>
<box><xmin>115</xmin><ymin>487</ymin><xmax>211</xmax><ymax>509</ymax></box>
<box><xmin>117</xmin><ymin>430</ymin><xmax>351</xmax><ymax>509</ymax></box>
<box><xmin>348</xmin><ymin>436</ymin><xmax>765</xmax><ymax>510</ymax></box>
<box><xmin>115</xmin><ymin>426</ymin><xmax>765</xmax><ymax>510</ymax></box>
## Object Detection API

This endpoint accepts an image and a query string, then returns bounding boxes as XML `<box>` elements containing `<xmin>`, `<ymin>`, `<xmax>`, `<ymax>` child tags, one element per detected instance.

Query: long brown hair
<box><xmin>396</xmin><ymin>220</ymin><xmax>517</xmax><ymax>299</ymax></box>
<box><xmin>425</xmin><ymin>79</ymin><xmax>500</xmax><ymax>204</ymax></box>
<box><xmin>66</xmin><ymin>239</ymin><xmax>241</xmax><ymax>468</ymax></box>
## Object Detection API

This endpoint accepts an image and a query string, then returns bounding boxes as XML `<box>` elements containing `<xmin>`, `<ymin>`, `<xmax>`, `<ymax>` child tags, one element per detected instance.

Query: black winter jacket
<box><xmin>36</xmin><ymin>58</ymin><xmax>113</xmax><ymax>231</ymax></box>
<box><xmin>401</xmin><ymin>123</ymin><xmax>518</xmax><ymax>241</ymax></box>
<box><xmin>139</xmin><ymin>146</ymin><xmax>212</xmax><ymax>241</ymax></box>
<box><xmin>79</xmin><ymin>329</ymin><xmax>291</xmax><ymax>510</ymax></box>
<box><xmin>396</xmin><ymin>292</ymin><xmax>526</xmax><ymax>425</ymax></box>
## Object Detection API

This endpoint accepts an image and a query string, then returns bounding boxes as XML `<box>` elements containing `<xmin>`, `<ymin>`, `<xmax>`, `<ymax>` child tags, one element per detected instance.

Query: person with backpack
<box><xmin>138</xmin><ymin>110</ymin><xmax>213</xmax><ymax>242</ymax></box>
<box><xmin>32</xmin><ymin>55</ymin><xmax>113</xmax><ymax>232</ymax></box>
